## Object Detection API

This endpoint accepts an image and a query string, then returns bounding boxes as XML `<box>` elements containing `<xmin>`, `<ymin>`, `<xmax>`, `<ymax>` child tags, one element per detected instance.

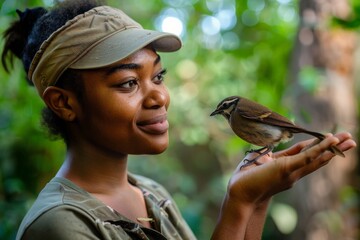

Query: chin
<box><xmin>147</xmin><ymin>134</ymin><xmax>169</xmax><ymax>154</ymax></box>
<box><xmin>149</xmin><ymin>143</ymin><xmax>168</xmax><ymax>154</ymax></box>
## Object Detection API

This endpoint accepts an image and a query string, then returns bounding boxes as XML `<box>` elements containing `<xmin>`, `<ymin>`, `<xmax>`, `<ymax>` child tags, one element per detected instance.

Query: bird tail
<box><xmin>291</xmin><ymin>127</ymin><xmax>345</xmax><ymax>157</ymax></box>
<box><xmin>302</xmin><ymin>129</ymin><xmax>326</xmax><ymax>140</ymax></box>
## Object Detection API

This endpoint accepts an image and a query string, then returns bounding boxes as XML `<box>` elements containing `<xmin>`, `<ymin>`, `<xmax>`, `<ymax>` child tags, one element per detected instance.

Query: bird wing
<box><xmin>237</xmin><ymin>97</ymin><xmax>298</xmax><ymax>128</ymax></box>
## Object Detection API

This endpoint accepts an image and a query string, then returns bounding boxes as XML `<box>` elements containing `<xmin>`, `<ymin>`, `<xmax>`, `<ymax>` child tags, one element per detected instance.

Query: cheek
<box><xmin>79</xmin><ymin>88</ymin><xmax>134</xmax><ymax>132</ymax></box>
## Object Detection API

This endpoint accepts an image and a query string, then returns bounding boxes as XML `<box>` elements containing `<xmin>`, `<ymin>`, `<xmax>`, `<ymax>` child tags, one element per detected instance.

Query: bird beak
<box><xmin>210</xmin><ymin>109</ymin><xmax>221</xmax><ymax>116</ymax></box>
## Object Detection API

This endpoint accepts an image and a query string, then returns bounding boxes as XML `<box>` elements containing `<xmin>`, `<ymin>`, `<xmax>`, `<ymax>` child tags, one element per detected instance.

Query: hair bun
<box><xmin>16</xmin><ymin>7</ymin><xmax>48</xmax><ymax>51</ymax></box>
<box><xmin>1</xmin><ymin>7</ymin><xmax>47</xmax><ymax>72</ymax></box>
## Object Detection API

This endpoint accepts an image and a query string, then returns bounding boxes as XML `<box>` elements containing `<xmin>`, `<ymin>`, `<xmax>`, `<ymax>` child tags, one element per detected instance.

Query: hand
<box><xmin>229</xmin><ymin>132</ymin><xmax>356</xmax><ymax>206</ymax></box>
<box><xmin>211</xmin><ymin>132</ymin><xmax>355</xmax><ymax>240</ymax></box>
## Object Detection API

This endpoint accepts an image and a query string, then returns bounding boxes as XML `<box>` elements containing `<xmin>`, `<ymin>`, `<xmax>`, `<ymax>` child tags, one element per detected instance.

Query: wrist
<box><xmin>211</xmin><ymin>194</ymin><xmax>272</xmax><ymax>240</ymax></box>
<box><xmin>255</xmin><ymin>197</ymin><xmax>271</xmax><ymax>210</ymax></box>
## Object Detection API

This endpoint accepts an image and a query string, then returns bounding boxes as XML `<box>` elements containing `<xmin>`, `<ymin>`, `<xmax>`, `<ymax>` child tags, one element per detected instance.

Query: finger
<box><xmin>328</xmin><ymin>132</ymin><xmax>356</xmax><ymax>154</ymax></box>
<box><xmin>337</xmin><ymin>139</ymin><xmax>357</xmax><ymax>152</ymax></box>
<box><xmin>286</xmin><ymin>134</ymin><xmax>356</xmax><ymax>182</ymax></box>
<box><xmin>285</xmin><ymin>136</ymin><xmax>339</xmax><ymax>173</ymax></box>
<box><xmin>290</xmin><ymin>149</ymin><xmax>335</xmax><ymax>180</ymax></box>
<box><xmin>273</xmin><ymin>138</ymin><xmax>320</xmax><ymax>158</ymax></box>
<box><xmin>333</xmin><ymin>132</ymin><xmax>356</xmax><ymax>149</ymax></box>
<box><xmin>333</xmin><ymin>132</ymin><xmax>352</xmax><ymax>142</ymax></box>
<box><xmin>283</xmin><ymin>133</ymin><xmax>355</xmax><ymax>179</ymax></box>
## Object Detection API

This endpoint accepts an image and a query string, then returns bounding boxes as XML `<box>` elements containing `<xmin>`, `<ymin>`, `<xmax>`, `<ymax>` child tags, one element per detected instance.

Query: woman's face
<box><xmin>73</xmin><ymin>47</ymin><xmax>170</xmax><ymax>156</ymax></box>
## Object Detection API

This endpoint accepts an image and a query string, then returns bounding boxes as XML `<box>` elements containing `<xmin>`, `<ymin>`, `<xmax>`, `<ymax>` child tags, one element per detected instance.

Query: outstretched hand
<box><xmin>229</xmin><ymin>132</ymin><xmax>356</xmax><ymax>206</ymax></box>
<box><xmin>212</xmin><ymin>132</ymin><xmax>355</xmax><ymax>240</ymax></box>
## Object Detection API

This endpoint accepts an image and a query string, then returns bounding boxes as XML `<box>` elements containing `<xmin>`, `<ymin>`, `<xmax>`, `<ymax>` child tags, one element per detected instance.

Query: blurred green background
<box><xmin>0</xmin><ymin>0</ymin><xmax>359</xmax><ymax>239</ymax></box>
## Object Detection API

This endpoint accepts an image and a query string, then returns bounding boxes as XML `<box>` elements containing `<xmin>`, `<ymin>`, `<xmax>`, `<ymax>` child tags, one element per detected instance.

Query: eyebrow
<box><xmin>105</xmin><ymin>54</ymin><xmax>161</xmax><ymax>76</ymax></box>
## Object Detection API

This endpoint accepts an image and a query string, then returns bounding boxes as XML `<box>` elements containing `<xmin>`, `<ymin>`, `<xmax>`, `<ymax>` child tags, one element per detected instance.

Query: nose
<box><xmin>143</xmin><ymin>87</ymin><xmax>169</xmax><ymax>109</ymax></box>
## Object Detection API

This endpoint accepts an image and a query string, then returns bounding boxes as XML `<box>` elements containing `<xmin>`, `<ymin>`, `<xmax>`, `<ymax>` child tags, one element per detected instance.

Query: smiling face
<box><xmin>70</xmin><ymin>47</ymin><xmax>170</xmax><ymax>156</ymax></box>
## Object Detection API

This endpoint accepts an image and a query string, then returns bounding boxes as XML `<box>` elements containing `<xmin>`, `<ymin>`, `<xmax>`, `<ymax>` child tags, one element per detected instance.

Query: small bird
<box><xmin>210</xmin><ymin>96</ymin><xmax>345</xmax><ymax>167</ymax></box>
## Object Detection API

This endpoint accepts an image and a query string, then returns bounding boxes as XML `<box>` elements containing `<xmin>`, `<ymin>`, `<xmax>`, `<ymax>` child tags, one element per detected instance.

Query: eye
<box><xmin>118</xmin><ymin>79</ymin><xmax>138</xmax><ymax>89</ymax></box>
<box><xmin>153</xmin><ymin>68</ymin><xmax>167</xmax><ymax>84</ymax></box>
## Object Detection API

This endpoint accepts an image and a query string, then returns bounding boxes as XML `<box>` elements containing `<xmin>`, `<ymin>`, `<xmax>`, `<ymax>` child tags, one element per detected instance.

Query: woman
<box><xmin>2</xmin><ymin>0</ymin><xmax>356</xmax><ymax>239</ymax></box>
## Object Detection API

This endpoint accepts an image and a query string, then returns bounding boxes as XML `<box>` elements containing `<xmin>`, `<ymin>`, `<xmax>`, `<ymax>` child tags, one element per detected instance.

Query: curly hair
<box><xmin>2</xmin><ymin>0</ymin><xmax>105</xmax><ymax>143</ymax></box>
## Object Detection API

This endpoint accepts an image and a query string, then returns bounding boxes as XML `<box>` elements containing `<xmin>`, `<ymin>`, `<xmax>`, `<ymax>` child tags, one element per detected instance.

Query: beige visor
<box><xmin>28</xmin><ymin>6</ymin><xmax>182</xmax><ymax>97</ymax></box>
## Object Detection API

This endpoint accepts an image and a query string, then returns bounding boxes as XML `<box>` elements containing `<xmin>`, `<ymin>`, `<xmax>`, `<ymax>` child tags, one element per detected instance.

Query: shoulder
<box><xmin>17</xmin><ymin>178</ymin><xmax>114</xmax><ymax>240</ymax></box>
<box><xmin>22</xmin><ymin>205</ymin><xmax>100</xmax><ymax>240</ymax></box>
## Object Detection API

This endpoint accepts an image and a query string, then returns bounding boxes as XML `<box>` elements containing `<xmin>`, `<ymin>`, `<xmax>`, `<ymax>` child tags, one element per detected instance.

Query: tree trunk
<box><xmin>285</xmin><ymin>0</ymin><xmax>358</xmax><ymax>239</ymax></box>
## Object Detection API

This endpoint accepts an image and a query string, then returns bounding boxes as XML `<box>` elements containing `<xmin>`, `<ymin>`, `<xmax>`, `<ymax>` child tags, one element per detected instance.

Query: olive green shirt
<box><xmin>16</xmin><ymin>174</ymin><xmax>196</xmax><ymax>240</ymax></box>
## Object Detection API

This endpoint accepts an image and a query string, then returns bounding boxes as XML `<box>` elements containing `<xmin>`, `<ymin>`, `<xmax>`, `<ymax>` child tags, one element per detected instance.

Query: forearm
<box><xmin>211</xmin><ymin>195</ymin><xmax>255</xmax><ymax>240</ymax></box>
<box><xmin>244</xmin><ymin>198</ymin><xmax>271</xmax><ymax>240</ymax></box>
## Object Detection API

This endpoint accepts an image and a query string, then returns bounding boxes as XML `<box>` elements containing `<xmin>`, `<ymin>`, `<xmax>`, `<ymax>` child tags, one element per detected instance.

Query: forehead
<box><xmin>105</xmin><ymin>47</ymin><xmax>161</xmax><ymax>68</ymax></box>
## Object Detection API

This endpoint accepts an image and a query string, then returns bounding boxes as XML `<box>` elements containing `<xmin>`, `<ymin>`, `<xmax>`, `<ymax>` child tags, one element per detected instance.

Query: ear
<box><xmin>42</xmin><ymin>86</ymin><xmax>79</xmax><ymax>122</ymax></box>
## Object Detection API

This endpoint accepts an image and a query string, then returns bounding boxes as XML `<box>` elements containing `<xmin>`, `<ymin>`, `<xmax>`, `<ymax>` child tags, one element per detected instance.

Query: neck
<box><xmin>56</xmin><ymin>144</ymin><xmax>129</xmax><ymax>194</ymax></box>
<box><xmin>56</xmin><ymin>140</ymin><xmax>152</xmax><ymax>228</ymax></box>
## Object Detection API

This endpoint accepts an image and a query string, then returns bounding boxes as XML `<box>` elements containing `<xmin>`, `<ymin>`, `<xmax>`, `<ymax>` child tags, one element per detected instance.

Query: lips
<box><xmin>137</xmin><ymin>114</ymin><xmax>169</xmax><ymax>135</ymax></box>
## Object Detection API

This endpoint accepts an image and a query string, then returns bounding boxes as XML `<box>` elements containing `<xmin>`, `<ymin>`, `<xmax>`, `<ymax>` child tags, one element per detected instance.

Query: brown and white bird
<box><xmin>210</xmin><ymin>96</ymin><xmax>344</xmax><ymax>167</ymax></box>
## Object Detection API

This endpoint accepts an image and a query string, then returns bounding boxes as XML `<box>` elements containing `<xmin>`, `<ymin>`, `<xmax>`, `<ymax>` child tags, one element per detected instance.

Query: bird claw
<box><xmin>240</xmin><ymin>146</ymin><xmax>273</xmax><ymax>169</ymax></box>
<box><xmin>240</xmin><ymin>158</ymin><xmax>262</xmax><ymax>169</ymax></box>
